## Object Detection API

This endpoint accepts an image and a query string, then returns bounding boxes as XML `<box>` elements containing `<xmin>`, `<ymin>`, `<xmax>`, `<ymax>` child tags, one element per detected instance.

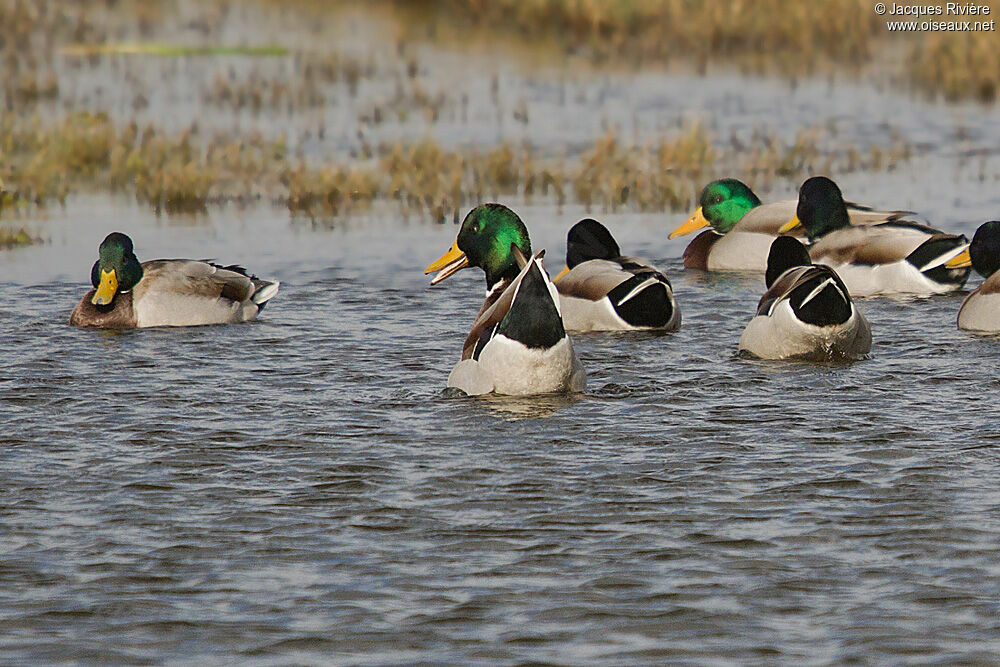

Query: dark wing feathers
<box><xmin>557</xmin><ymin>256</ymin><xmax>670</xmax><ymax>302</ymax></box>
<box><xmin>756</xmin><ymin>265</ymin><xmax>843</xmax><ymax>316</ymax></box>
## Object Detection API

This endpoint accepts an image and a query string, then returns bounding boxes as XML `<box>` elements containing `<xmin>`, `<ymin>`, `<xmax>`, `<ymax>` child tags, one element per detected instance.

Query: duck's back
<box><xmin>808</xmin><ymin>223</ymin><xmax>969</xmax><ymax>296</ymax></box>
<box><xmin>958</xmin><ymin>272</ymin><xmax>1000</xmax><ymax>332</ymax></box>
<box><xmin>132</xmin><ymin>260</ymin><xmax>261</xmax><ymax>327</ymax></box>
<box><xmin>557</xmin><ymin>258</ymin><xmax>678</xmax><ymax>330</ymax></box>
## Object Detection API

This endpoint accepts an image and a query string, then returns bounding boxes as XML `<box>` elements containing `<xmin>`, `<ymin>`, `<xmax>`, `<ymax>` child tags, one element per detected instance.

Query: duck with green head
<box><xmin>670</xmin><ymin>177</ymin><xmax>909</xmax><ymax>272</ymax></box>
<box><xmin>958</xmin><ymin>221</ymin><xmax>1000</xmax><ymax>331</ymax></box>
<box><xmin>70</xmin><ymin>232</ymin><xmax>280</xmax><ymax>328</ymax></box>
<box><xmin>779</xmin><ymin>176</ymin><xmax>970</xmax><ymax>297</ymax></box>
<box><xmin>424</xmin><ymin>203</ymin><xmax>586</xmax><ymax>396</ymax></box>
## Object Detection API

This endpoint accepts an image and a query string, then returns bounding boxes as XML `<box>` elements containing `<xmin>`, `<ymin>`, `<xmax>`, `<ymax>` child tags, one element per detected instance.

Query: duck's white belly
<box><xmin>827</xmin><ymin>261</ymin><xmax>953</xmax><ymax>297</ymax></box>
<box><xmin>958</xmin><ymin>289</ymin><xmax>1000</xmax><ymax>332</ymax></box>
<box><xmin>449</xmin><ymin>335</ymin><xmax>584</xmax><ymax>396</ymax></box>
<box><xmin>706</xmin><ymin>232</ymin><xmax>775</xmax><ymax>272</ymax></box>
<box><xmin>559</xmin><ymin>294</ymin><xmax>631</xmax><ymax>332</ymax></box>
<box><xmin>135</xmin><ymin>293</ymin><xmax>253</xmax><ymax>327</ymax></box>
<box><xmin>738</xmin><ymin>301</ymin><xmax>871</xmax><ymax>360</ymax></box>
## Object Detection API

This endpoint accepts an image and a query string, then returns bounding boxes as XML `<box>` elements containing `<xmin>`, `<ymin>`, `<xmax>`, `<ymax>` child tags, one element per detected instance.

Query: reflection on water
<box><xmin>473</xmin><ymin>392</ymin><xmax>580</xmax><ymax>421</ymax></box>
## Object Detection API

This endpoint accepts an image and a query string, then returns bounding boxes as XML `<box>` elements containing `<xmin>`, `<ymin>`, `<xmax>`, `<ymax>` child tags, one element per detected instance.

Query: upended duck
<box><xmin>780</xmin><ymin>176</ymin><xmax>970</xmax><ymax>297</ymax></box>
<box><xmin>553</xmin><ymin>218</ymin><xmax>680</xmax><ymax>332</ymax></box>
<box><xmin>958</xmin><ymin>221</ymin><xmax>1000</xmax><ymax>332</ymax></box>
<box><xmin>70</xmin><ymin>232</ymin><xmax>279</xmax><ymax>329</ymax></box>
<box><xmin>424</xmin><ymin>203</ymin><xmax>586</xmax><ymax>396</ymax></box>
<box><xmin>739</xmin><ymin>236</ymin><xmax>871</xmax><ymax>361</ymax></box>
<box><xmin>669</xmin><ymin>178</ymin><xmax>912</xmax><ymax>272</ymax></box>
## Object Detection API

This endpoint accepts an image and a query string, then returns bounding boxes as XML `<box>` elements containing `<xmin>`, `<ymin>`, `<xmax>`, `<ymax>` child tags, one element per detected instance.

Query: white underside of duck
<box><xmin>958</xmin><ymin>289</ymin><xmax>1000</xmax><ymax>332</ymax></box>
<box><xmin>558</xmin><ymin>294</ymin><xmax>632</xmax><ymax>331</ymax></box>
<box><xmin>706</xmin><ymin>232</ymin><xmax>778</xmax><ymax>271</ymax></box>
<box><xmin>447</xmin><ymin>334</ymin><xmax>586</xmax><ymax>396</ymax></box>
<box><xmin>557</xmin><ymin>294</ymin><xmax>680</xmax><ymax>332</ymax></box>
<box><xmin>739</xmin><ymin>300</ymin><xmax>871</xmax><ymax>360</ymax></box>
<box><xmin>826</xmin><ymin>261</ymin><xmax>956</xmax><ymax>297</ymax></box>
<box><xmin>133</xmin><ymin>291</ymin><xmax>267</xmax><ymax>327</ymax></box>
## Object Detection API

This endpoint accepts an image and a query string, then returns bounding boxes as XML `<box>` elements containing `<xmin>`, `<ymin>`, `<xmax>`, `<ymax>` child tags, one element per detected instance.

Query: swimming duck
<box><xmin>553</xmin><ymin>218</ymin><xmax>680</xmax><ymax>332</ymax></box>
<box><xmin>670</xmin><ymin>178</ymin><xmax>911</xmax><ymax>272</ymax></box>
<box><xmin>958</xmin><ymin>221</ymin><xmax>1000</xmax><ymax>332</ymax></box>
<box><xmin>739</xmin><ymin>236</ymin><xmax>871</xmax><ymax>360</ymax></box>
<box><xmin>779</xmin><ymin>176</ymin><xmax>970</xmax><ymax>297</ymax></box>
<box><xmin>424</xmin><ymin>203</ymin><xmax>586</xmax><ymax>396</ymax></box>
<box><xmin>70</xmin><ymin>232</ymin><xmax>279</xmax><ymax>328</ymax></box>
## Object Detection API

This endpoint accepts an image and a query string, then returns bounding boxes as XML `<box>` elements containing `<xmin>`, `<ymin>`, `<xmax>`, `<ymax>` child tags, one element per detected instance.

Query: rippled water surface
<box><xmin>4</xmin><ymin>196</ymin><xmax>1000</xmax><ymax>664</ymax></box>
<box><xmin>6</xmin><ymin>9</ymin><xmax>1000</xmax><ymax>659</ymax></box>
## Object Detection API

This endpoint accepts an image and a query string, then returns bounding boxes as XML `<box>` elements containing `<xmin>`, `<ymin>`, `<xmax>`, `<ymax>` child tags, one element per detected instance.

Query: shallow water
<box><xmin>3</xmin><ymin>194</ymin><xmax>1000</xmax><ymax>664</ymax></box>
<box><xmin>7</xmin><ymin>2</ymin><xmax>1000</xmax><ymax>659</ymax></box>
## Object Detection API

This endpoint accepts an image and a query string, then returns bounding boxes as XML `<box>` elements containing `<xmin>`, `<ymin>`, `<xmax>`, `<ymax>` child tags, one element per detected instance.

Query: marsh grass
<box><xmin>0</xmin><ymin>227</ymin><xmax>41</xmax><ymax>248</ymax></box>
<box><xmin>2</xmin><ymin>0</ymin><xmax>998</xmax><ymax>112</ymax></box>
<box><xmin>399</xmin><ymin>0</ymin><xmax>1000</xmax><ymax>102</ymax></box>
<box><xmin>910</xmin><ymin>28</ymin><xmax>1000</xmax><ymax>102</ymax></box>
<box><xmin>404</xmin><ymin>0</ymin><xmax>880</xmax><ymax>72</ymax></box>
<box><xmin>0</xmin><ymin>113</ymin><xmax>916</xmax><ymax>221</ymax></box>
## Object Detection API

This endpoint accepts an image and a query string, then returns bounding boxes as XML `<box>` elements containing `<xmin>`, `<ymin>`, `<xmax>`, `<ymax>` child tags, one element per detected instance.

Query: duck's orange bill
<box><xmin>425</xmin><ymin>239</ymin><xmax>469</xmax><ymax>285</ymax></box>
<box><xmin>778</xmin><ymin>215</ymin><xmax>802</xmax><ymax>234</ymax></box>
<box><xmin>554</xmin><ymin>266</ymin><xmax>570</xmax><ymax>282</ymax></box>
<box><xmin>669</xmin><ymin>207</ymin><xmax>710</xmax><ymax>239</ymax></box>
<box><xmin>945</xmin><ymin>247</ymin><xmax>972</xmax><ymax>269</ymax></box>
<box><xmin>91</xmin><ymin>268</ymin><xmax>117</xmax><ymax>305</ymax></box>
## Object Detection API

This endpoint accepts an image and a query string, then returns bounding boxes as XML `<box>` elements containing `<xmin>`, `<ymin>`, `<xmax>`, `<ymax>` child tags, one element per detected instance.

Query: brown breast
<box><xmin>682</xmin><ymin>230</ymin><xmax>719</xmax><ymax>270</ymax></box>
<box><xmin>69</xmin><ymin>290</ymin><xmax>138</xmax><ymax>329</ymax></box>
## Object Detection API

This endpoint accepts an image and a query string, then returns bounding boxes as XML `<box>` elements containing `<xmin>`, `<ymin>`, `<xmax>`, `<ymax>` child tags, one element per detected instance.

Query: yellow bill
<box><xmin>778</xmin><ymin>215</ymin><xmax>802</xmax><ymax>234</ymax></box>
<box><xmin>425</xmin><ymin>239</ymin><xmax>469</xmax><ymax>285</ymax></box>
<box><xmin>669</xmin><ymin>207</ymin><xmax>711</xmax><ymax>239</ymax></box>
<box><xmin>554</xmin><ymin>266</ymin><xmax>570</xmax><ymax>283</ymax></box>
<box><xmin>944</xmin><ymin>247</ymin><xmax>972</xmax><ymax>269</ymax></box>
<box><xmin>91</xmin><ymin>268</ymin><xmax>118</xmax><ymax>305</ymax></box>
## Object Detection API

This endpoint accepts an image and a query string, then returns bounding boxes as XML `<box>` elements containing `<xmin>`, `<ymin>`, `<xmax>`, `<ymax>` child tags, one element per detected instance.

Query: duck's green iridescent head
<box><xmin>669</xmin><ymin>179</ymin><xmax>762</xmax><ymax>239</ymax></box>
<box><xmin>425</xmin><ymin>203</ymin><xmax>532</xmax><ymax>289</ymax></box>
<box><xmin>90</xmin><ymin>232</ymin><xmax>143</xmax><ymax>306</ymax></box>
<box><xmin>781</xmin><ymin>176</ymin><xmax>851</xmax><ymax>240</ymax></box>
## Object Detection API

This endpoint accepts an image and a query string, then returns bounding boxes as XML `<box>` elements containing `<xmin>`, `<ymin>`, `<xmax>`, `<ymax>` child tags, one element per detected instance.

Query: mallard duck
<box><xmin>779</xmin><ymin>176</ymin><xmax>971</xmax><ymax>297</ymax></box>
<box><xmin>958</xmin><ymin>221</ymin><xmax>1000</xmax><ymax>332</ymax></box>
<box><xmin>670</xmin><ymin>178</ymin><xmax>910</xmax><ymax>271</ymax></box>
<box><xmin>424</xmin><ymin>203</ymin><xmax>586</xmax><ymax>396</ymax></box>
<box><xmin>552</xmin><ymin>218</ymin><xmax>680</xmax><ymax>332</ymax></box>
<box><xmin>69</xmin><ymin>232</ymin><xmax>279</xmax><ymax>329</ymax></box>
<box><xmin>739</xmin><ymin>236</ymin><xmax>871</xmax><ymax>360</ymax></box>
